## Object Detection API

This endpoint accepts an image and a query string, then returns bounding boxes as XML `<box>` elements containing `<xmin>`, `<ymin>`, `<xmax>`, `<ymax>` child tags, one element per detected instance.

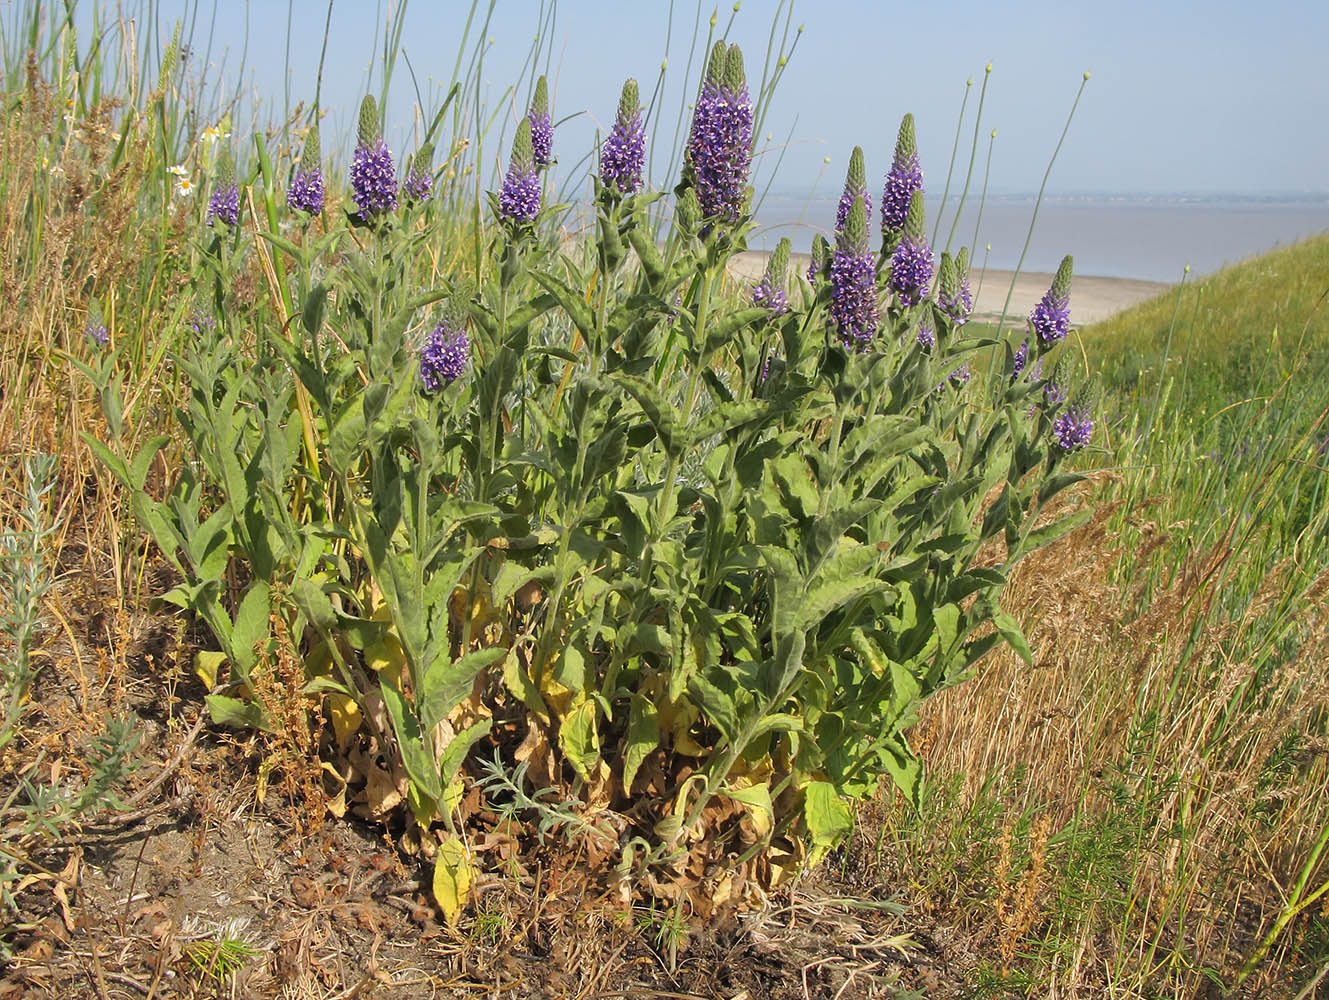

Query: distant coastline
<box><xmin>744</xmin><ymin>193</ymin><xmax>1329</xmax><ymax>282</ymax></box>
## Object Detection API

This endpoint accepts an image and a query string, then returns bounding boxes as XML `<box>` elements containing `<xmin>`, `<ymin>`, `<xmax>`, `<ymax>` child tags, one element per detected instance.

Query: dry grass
<box><xmin>898</xmin><ymin>475</ymin><xmax>1329</xmax><ymax>994</ymax></box>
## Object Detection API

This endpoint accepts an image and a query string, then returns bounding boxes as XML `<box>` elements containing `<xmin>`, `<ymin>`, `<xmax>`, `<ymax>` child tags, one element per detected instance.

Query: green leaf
<box><xmin>609</xmin><ymin>372</ymin><xmax>681</xmax><ymax>455</ymax></box>
<box><xmin>683</xmin><ymin>399</ymin><xmax>770</xmax><ymax>448</ymax></box>
<box><xmin>379</xmin><ymin>676</ymin><xmax>442</xmax><ymax>800</ymax></box>
<box><xmin>701</xmin><ymin>307</ymin><xmax>768</xmax><ymax>357</ymax></box>
<box><xmin>529</xmin><ymin>269</ymin><xmax>596</xmax><ymax>342</ymax></box>
<box><xmin>328</xmin><ymin>393</ymin><xmax>367</xmax><ymax>472</ymax></box>
<box><xmin>687</xmin><ymin>672</ymin><xmax>737</xmax><ymax>745</ymax></box>
<box><xmin>419</xmin><ymin>647</ymin><xmax>506</xmax><ymax>733</ymax></box>
<box><xmin>804</xmin><ymin>780</ymin><xmax>854</xmax><ymax>847</ymax></box>
<box><xmin>622</xmin><ymin>694</ymin><xmax>659</xmax><ymax>793</ymax></box>
<box><xmin>492</xmin><ymin>561</ymin><xmax>556</xmax><ymax>607</ymax></box>
<box><xmin>129</xmin><ymin>435</ymin><xmax>172</xmax><ymax>491</ymax></box>
<box><xmin>230</xmin><ymin>580</ymin><xmax>271</xmax><ymax>679</ymax></box>
<box><xmin>993</xmin><ymin>609</ymin><xmax>1034</xmax><ymax>667</ymax></box>
<box><xmin>1017</xmin><ymin>508</ymin><xmax>1092</xmax><ymax>556</ymax></box>
<box><xmin>81</xmin><ymin>434</ymin><xmax>130</xmax><ymax>488</ymax></box>
<box><xmin>879</xmin><ymin>737</ymin><xmax>922</xmax><ymax>810</ymax></box>
<box><xmin>438</xmin><ymin>719</ymin><xmax>493</xmax><ymax>785</ymax></box>
<box><xmin>205</xmin><ymin>694</ymin><xmax>273</xmax><ymax>732</ymax></box>
<box><xmin>741</xmin><ymin>712</ymin><xmax>803</xmax><ymax>750</ymax></box>
<box><xmin>559</xmin><ymin>696</ymin><xmax>601</xmax><ymax>781</ymax></box>
<box><xmin>503</xmin><ymin>644</ymin><xmax>549</xmax><ymax>723</ymax></box>
<box><xmin>795</xmin><ymin>576</ymin><xmax>891</xmax><ymax>632</ymax></box>
<box><xmin>292</xmin><ymin>577</ymin><xmax>338</xmax><ymax>632</ymax></box>
<box><xmin>301</xmin><ymin>282</ymin><xmax>327</xmax><ymax>336</ymax></box>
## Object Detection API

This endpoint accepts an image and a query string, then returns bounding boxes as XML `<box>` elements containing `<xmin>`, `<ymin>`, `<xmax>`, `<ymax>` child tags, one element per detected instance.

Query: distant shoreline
<box><xmin>727</xmin><ymin>251</ymin><xmax>1169</xmax><ymax>327</ymax></box>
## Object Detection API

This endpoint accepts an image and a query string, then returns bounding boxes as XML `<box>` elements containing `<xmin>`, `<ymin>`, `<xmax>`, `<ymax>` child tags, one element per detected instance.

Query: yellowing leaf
<box><xmin>442</xmin><ymin>774</ymin><xmax>465</xmax><ymax>815</ymax></box>
<box><xmin>327</xmin><ymin>692</ymin><xmax>362</xmax><ymax>746</ymax></box>
<box><xmin>193</xmin><ymin>649</ymin><xmax>227</xmax><ymax>689</ymax></box>
<box><xmin>365</xmin><ymin>632</ymin><xmax>405</xmax><ymax>678</ymax></box>
<box><xmin>723</xmin><ymin>780</ymin><xmax>774</xmax><ymax>839</ymax></box>
<box><xmin>433</xmin><ymin>834</ymin><xmax>473</xmax><ymax>926</ymax></box>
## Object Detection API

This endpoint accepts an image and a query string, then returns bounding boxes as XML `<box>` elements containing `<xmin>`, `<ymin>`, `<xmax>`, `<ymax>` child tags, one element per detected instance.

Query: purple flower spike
<box><xmin>1030</xmin><ymin>255</ymin><xmax>1073</xmax><ymax>349</ymax></box>
<box><xmin>86</xmin><ymin>323</ymin><xmax>109</xmax><ymax>346</ymax></box>
<box><xmin>1011</xmin><ymin>339</ymin><xmax>1029</xmax><ymax>379</ymax></box>
<box><xmin>403</xmin><ymin>168</ymin><xmax>432</xmax><ymax>202</ymax></box>
<box><xmin>288</xmin><ymin>123</ymin><xmax>325</xmax><ymax>215</ymax></box>
<box><xmin>916</xmin><ymin>318</ymin><xmax>935</xmax><ymax>352</ymax></box>
<box><xmin>351</xmin><ymin>139</ymin><xmax>398</xmax><ymax>219</ymax></box>
<box><xmin>881</xmin><ymin>114</ymin><xmax>922</xmax><ymax>234</ymax></box>
<box><xmin>888</xmin><ymin>192</ymin><xmax>932</xmax><ymax>307</ymax></box>
<box><xmin>499</xmin><ymin>118</ymin><xmax>541</xmax><ymax>223</ymax></box>
<box><xmin>831</xmin><ymin>197</ymin><xmax>878</xmax><ymax>351</ymax></box>
<box><xmin>420</xmin><ymin>319</ymin><xmax>470</xmax><ymax>392</ymax></box>
<box><xmin>752</xmin><ymin>278</ymin><xmax>788</xmax><ymax>315</ymax></box>
<box><xmin>836</xmin><ymin>147</ymin><xmax>871</xmax><ymax>235</ymax></box>
<box><xmin>207</xmin><ymin>146</ymin><xmax>239</xmax><ymax>226</ymax></box>
<box><xmin>685</xmin><ymin>42</ymin><xmax>753</xmax><ymax>224</ymax></box>
<box><xmin>1053</xmin><ymin>404</ymin><xmax>1093</xmax><ymax>451</ymax></box>
<box><xmin>939</xmin><ymin>276</ymin><xmax>973</xmax><ymax>325</ymax></box>
<box><xmin>287</xmin><ymin>167</ymin><xmax>324</xmax><ymax>214</ymax></box>
<box><xmin>528</xmin><ymin>76</ymin><xmax>552</xmax><ymax>168</ymax></box>
<box><xmin>350</xmin><ymin>96</ymin><xmax>398</xmax><ymax>220</ymax></box>
<box><xmin>601</xmin><ymin>79</ymin><xmax>646</xmax><ymax>194</ymax></box>
<box><xmin>207</xmin><ymin>182</ymin><xmax>239</xmax><ymax>226</ymax></box>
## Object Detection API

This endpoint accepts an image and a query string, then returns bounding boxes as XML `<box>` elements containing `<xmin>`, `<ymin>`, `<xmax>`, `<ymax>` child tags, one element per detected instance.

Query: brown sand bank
<box><xmin>727</xmin><ymin>251</ymin><xmax>1169</xmax><ymax>327</ymax></box>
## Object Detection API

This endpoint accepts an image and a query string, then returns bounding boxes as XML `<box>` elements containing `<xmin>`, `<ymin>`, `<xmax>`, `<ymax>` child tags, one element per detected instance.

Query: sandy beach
<box><xmin>727</xmin><ymin>251</ymin><xmax>1169</xmax><ymax>327</ymax></box>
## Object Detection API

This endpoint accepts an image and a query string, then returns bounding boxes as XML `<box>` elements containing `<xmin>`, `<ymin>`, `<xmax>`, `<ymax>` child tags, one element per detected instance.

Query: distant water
<box><xmin>750</xmin><ymin>193</ymin><xmax>1329</xmax><ymax>282</ymax></box>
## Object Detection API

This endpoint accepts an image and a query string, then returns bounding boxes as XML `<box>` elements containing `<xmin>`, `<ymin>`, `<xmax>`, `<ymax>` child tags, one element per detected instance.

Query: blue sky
<box><xmin>144</xmin><ymin>0</ymin><xmax>1328</xmax><ymax>199</ymax></box>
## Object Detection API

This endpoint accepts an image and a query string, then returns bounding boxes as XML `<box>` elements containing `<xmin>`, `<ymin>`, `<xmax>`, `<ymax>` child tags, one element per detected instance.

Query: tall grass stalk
<box><xmin>993</xmin><ymin>71</ymin><xmax>1090</xmax><ymax>336</ymax></box>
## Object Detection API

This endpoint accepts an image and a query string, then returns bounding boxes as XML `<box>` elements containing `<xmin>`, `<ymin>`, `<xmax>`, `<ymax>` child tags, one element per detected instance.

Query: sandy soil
<box><xmin>727</xmin><ymin>251</ymin><xmax>1170</xmax><ymax>327</ymax></box>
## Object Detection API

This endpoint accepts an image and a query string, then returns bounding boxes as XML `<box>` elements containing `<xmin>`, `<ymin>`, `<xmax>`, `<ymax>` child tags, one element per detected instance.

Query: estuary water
<box><xmin>750</xmin><ymin>193</ymin><xmax>1329</xmax><ymax>282</ymax></box>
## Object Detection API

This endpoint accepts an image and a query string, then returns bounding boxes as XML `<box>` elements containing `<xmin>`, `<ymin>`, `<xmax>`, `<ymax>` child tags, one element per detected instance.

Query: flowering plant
<box><xmin>87</xmin><ymin>37</ymin><xmax>1096</xmax><ymax>913</ymax></box>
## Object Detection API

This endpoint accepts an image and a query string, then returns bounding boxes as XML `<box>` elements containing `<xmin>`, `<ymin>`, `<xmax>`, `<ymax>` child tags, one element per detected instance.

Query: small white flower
<box><xmin>201</xmin><ymin>124</ymin><xmax>229</xmax><ymax>145</ymax></box>
<box><xmin>168</xmin><ymin>163</ymin><xmax>189</xmax><ymax>178</ymax></box>
<box><xmin>176</xmin><ymin>175</ymin><xmax>195</xmax><ymax>198</ymax></box>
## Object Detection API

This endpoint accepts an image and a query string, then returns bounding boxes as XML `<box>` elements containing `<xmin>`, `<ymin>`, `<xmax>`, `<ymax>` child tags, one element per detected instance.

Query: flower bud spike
<box><xmin>350</xmin><ymin>96</ymin><xmax>397</xmax><ymax>220</ymax></box>
<box><xmin>706</xmin><ymin>39</ymin><xmax>728</xmax><ymax>87</ymax></box>
<box><xmin>753</xmin><ymin>237</ymin><xmax>790</xmax><ymax>314</ymax></box>
<box><xmin>808</xmin><ymin>233</ymin><xmax>829</xmax><ymax>283</ymax></box>
<box><xmin>601</xmin><ymin>78</ymin><xmax>646</xmax><ymax>194</ymax></box>
<box><xmin>881</xmin><ymin>113</ymin><xmax>922</xmax><ymax>234</ymax></box>
<box><xmin>498</xmin><ymin>117</ymin><xmax>540</xmax><ymax>222</ymax></box>
<box><xmin>528</xmin><ymin>75</ymin><xmax>552</xmax><ymax>168</ymax></box>
<box><xmin>404</xmin><ymin>141</ymin><xmax>435</xmax><ymax>201</ymax></box>
<box><xmin>684</xmin><ymin>39</ymin><xmax>752</xmax><ymax>223</ymax></box>
<box><xmin>888</xmin><ymin>190</ymin><xmax>933</xmax><ymax>306</ymax></box>
<box><xmin>357</xmin><ymin>94</ymin><xmax>382</xmax><ymax>148</ymax></box>
<box><xmin>207</xmin><ymin>146</ymin><xmax>239</xmax><ymax>226</ymax></box>
<box><xmin>1030</xmin><ymin>255</ymin><xmax>1073</xmax><ymax>349</ymax></box>
<box><xmin>288</xmin><ymin>120</ymin><xmax>326</xmax><ymax>214</ymax></box>
<box><xmin>831</xmin><ymin>197</ymin><xmax>878</xmax><ymax>350</ymax></box>
<box><xmin>903</xmin><ymin>190</ymin><xmax>926</xmax><ymax>244</ymax></box>
<box><xmin>836</xmin><ymin>146</ymin><xmax>871</xmax><ymax>235</ymax></box>
<box><xmin>723</xmin><ymin>43</ymin><xmax>747</xmax><ymax>94</ymax></box>
<box><xmin>1052</xmin><ymin>254</ymin><xmax>1074</xmax><ymax>301</ymax></box>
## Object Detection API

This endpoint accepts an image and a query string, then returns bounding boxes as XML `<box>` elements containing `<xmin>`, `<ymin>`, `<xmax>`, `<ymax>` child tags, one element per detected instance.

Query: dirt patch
<box><xmin>3</xmin><ymin>558</ymin><xmax>973</xmax><ymax>999</ymax></box>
